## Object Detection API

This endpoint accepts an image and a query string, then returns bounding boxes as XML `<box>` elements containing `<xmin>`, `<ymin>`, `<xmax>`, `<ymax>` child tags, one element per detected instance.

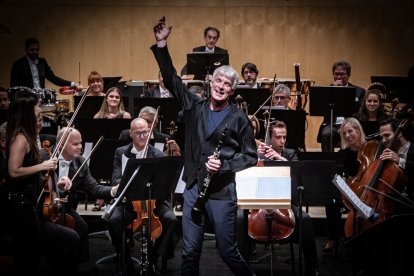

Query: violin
<box><xmin>42</xmin><ymin>139</ymin><xmax>76</xmax><ymax>229</ymax></box>
<box><xmin>344</xmin><ymin>120</ymin><xmax>408</xmax><ymax>237</ymax></box>
<box><xmin>247</xmin><ymin>161</ymin><xmax>296</xmax><ymax>242</ymax></box>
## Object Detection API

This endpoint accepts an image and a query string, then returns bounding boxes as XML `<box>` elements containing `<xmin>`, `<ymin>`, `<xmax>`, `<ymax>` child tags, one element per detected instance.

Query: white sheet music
<box><xmin>332</xmin><ymin>174</ymin><xmax>374</xmax><ymax>220</ymax></box>
<box><xmin>174</xmin><ymin>167</ymin><xmax>186</xmax><ymax>193</ymax></box>
<box><xmin>121</xmin><ymin>154</ymin><xmax>129</xmax><ymax>175</ymax></box>
<box><xmin>83</xmin><ymin>142</ymin><xmax>92</xmax><ymax>165</ymax></box>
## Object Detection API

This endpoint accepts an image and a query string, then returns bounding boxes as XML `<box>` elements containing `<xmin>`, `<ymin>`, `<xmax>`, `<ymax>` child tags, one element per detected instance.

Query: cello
<box><xmin>344</xmin><ymin>120</ymin><xmax>408</xmax><ymax>237</ymax></box>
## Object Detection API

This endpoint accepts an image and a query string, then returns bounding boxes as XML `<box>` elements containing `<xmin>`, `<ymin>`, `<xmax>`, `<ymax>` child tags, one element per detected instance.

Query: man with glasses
<box><xmin>317</xmin><ymin>61</ymin><xmax>365</xmax><ymax>152</ymax></box>
<box><xmin>181</xmin><ymin>27</ymin><xmax>228</xmax><ymax>80</ymax></box>
<box><xmin>109</xmin><ymin>117</ymin><xmax>178</xmax><ymax>274</ymax></box>
<box><xmin>10</xmin><ymin>37</ymin><xmax>78</xmax><ymax>89</ymax></box>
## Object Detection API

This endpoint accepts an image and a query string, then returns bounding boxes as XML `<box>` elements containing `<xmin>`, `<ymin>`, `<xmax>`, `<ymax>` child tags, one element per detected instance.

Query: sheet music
<box><xmin>332</xmin><ymin>174</ymin><xmax>374</xmax><ymax>220</ymax></box>
<box><xmin>174</xmin><ymin>167</ymin><xmax>186</xmax><ymax>193</ymax></box>
<box><xmin>121</xmin><ymin>154</ymin><xmax>129</xmax><ymax>175</ymax></box>
<box><xmin>154</xmin><ymin>142</ymin><xmax>165</xmax><ymax>152</ymax></box>
<box><xmin>83</xmin><ymin>142</ymin><xmax>92</xmax><ymax>165</ymax></box>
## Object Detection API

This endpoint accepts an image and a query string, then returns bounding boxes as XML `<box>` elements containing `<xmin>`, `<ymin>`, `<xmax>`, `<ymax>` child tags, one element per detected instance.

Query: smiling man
<box><xmin>152</xmin><ymin>17</ymin><xmax>257</xmax><ymax>276</ymax></box>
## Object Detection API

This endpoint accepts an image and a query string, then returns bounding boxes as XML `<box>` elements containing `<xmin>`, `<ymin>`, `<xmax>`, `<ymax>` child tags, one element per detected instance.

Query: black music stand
<box><xmin>73</xmin><ymin>96</ymin><xmax>104</xmax><ymax>119</ymax></box>
<box><xmin>105</xmin><ymin>156</ymin><xmax>183</xmax><ymax>275</ymax></box>
<box><xmin>103</xmin><ymin>76</ymin><xmax>122</xmax><ymax>93</ymax></box>
<box><xmin>309</xmin><ymin>86</ymin><xmax>356</xmax><ymax>152</ymax></box>
<box><xmin>260</xmin><ymin>107</ymin><xmax>307</xmax><ymax>151</ymax></box>
<box><xmin>133</xmin><ymin>98</ymin><xmax>180</xmax><ymax>131</ymax></box>
<box><xmin>75</xmin><ymin>118</ymin><xmax>132</xmax><ymax>142</ymax></box>
<box><xmin>371</xmin><ymin>75</ymin><xmax>414</xmax><ymax>103</ymax></box>
<box><xmin>344</xmin><ymin>214</ymin><xmax>414</xmax><ymax>276</ymax></box>
<box><xmin>263</xmin><ymin>160</ymin><xmax>339</xmax><ymax>276</ymax></box>
<box><xmin>88</xmin><ymin>139</ymin><xmax>130</xmax><ymax>181</ymax></box>
<box><xmin>187</xmin><ymin>52</ymin><xmax>229</xmax><ymax>96</ymax></box>
<box><xmin>232</xmin><ymin>88</ymin><xmax>271</xmax><ymax>115</ymax></box>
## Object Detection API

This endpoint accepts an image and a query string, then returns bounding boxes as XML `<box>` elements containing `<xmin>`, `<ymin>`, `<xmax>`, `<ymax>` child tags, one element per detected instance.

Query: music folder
<box><xmin>187</xmin><ymin>53</ymin><xmax>229</xmax><ymax>76</ymax></box>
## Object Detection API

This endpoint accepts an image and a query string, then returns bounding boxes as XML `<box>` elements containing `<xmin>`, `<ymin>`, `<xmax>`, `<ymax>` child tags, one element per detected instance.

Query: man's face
<box><xmin>204</xmin><ymin>30</ymin><xmax>218</xmax><ymax>50</ymax></box>
<box><xmin>272</xmin><ymin>92</ymin><xmax>290</xmax><ymax>108</ymax></box>
<box><xmin>138</xmin><ymin>112</ymin><xmax>155</xmax><ymax>127</ymax></box>
<box><xmin>0</xmin><ymin>92</ymin><xmax>9</xmax><ymax>110</ymax></box>
<box><xmin>129</xmin><ymin>120</ymin><xmax>150</xmax><ymax>150</ymax></box>
<box><xmin>333</xmin><ymin>65</ymin><xmax>349</xmax><ymax>86</ymax></box>
<box><xmin>379</xmin><ymin>123</ymin><xmax>395</xmax><ymax>147</ymax></box>
<box><xmin>26</xmin><ymin>43</ymin><xmax>39</xmax><ymax>60</ymax></box>
<box><xmin>271</xmin><ymin>127</ymin><xmax>287</xmax><ymax>153</ymax></box>
<box><xmin>210</xmin><ymin>74</ymin><xmax>233</xmax><ymax>106</ymax></box>
<box><xmin>242</xmin><ymin>68</ymin><xmax>257</xmax><ymax>85</ymax></box>
<box><xmin>62</xmin><ymin>131</ymin><xmax>83</xmax><ymax>160</ymax></box>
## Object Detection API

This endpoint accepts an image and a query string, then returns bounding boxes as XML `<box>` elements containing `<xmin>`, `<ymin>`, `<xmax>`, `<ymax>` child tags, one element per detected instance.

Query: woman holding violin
<box><xmin>3</xmin><ymin>90</ymin><xmax>79</xmax><ymax>275</ymax></box>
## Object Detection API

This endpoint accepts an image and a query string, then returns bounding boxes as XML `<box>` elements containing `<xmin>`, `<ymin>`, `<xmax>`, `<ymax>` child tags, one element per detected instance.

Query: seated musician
<box><xmin>317</xmin><ymin>61</ymin><xmax>366</xmax><ymax>152</ymax></box>
<box><xmin>144</xmin><ymin>71</ymin><xmax>173</xmax><ymax>98</ymax></box>
<box><xmin>352</xmin><ymin>85</ymin><xmax>388</xmax><ymax>138</ymax></box>
<box><xmin>324</xmin><ymin>118</ymin><xmax>366</xmax><ymax>254</ymax></box>
<box><xmin>55</xmin><ymin>127</ymin><xmax>119</xmax><ymax>263</ymax></box>
<box><xmin>272</xmin><ymin>83</ymin><xmax>292</xmax><ymax>110</ymax></box>
<box><xmin>94</xmin><ymin>87</ymin><xmax>132</xmax><ymax>119</ymax></box>
<box><xmin>108</xmin><ymin>118</ymin><xmax>179</xmax><ymax>274</ymax></box>
<box><xmin>256</xmin><ymin>120</ymin><xmax>319</xmax><ymax>276</ymax></box>
<box><xmin>239</xmin><ymin>62</ymin><xmax>260</xmax><ymax>89</ymax></box>
<box><xmin>379</xmin><ymin>118</ymin><xmax>414</xmax><ymax>201</ymax></box>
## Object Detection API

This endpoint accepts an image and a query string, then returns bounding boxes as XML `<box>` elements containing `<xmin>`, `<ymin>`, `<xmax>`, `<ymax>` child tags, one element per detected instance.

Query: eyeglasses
<box><xmin>274</xmin><ymin>96</ymin><xmax>287</xmax><ymax>100</ymax></box>
<box><xmin>131</xmin><ymin>130</ymin><xmax>149</xmax><ymax>137</ymax></box>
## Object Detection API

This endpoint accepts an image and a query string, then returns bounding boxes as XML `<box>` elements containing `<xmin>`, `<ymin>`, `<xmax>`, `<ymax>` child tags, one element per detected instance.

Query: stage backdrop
<box><xmin>1</xmin><ymin>0</ymin><xmax>413</xmax><ymax>149</ymax></box>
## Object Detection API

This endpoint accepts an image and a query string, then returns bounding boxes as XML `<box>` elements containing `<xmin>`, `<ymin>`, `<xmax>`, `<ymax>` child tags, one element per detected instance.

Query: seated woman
<box><xmin>92</xmin><ymin>87</ymin><xmax>131</xmax><ymax>211</ymax></box>
<box><xmin>353</xmin><ymin>84</ymin><xmax>388</xmax><ymax>138</ymax></box>
<box><xmin>94</xmin><ymin>87</ymin><xmax>131</xmax><ymax>119</ymax></box>
<box><xmin>85</xmin><ymin>71</ymin><xmax>106</xmax><ymax>97</ymax></box>
<box><xmin>323</xmin><ymin>117</ymin><xmax>366</xmax><ymax>253</ymax></box>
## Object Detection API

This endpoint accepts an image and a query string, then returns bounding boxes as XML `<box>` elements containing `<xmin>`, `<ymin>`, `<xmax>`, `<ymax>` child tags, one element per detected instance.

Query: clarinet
<box><xmin>191</xmin><ymin>126</ymin><xmax>229</xmax><ymax>226</ymax></box>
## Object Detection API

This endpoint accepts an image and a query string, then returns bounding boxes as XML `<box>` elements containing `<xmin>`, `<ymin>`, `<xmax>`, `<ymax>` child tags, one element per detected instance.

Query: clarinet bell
<box><xmin>191</xmin><ymin>206</ymin><xmax>206</xmax><ymax>226</ymax></box>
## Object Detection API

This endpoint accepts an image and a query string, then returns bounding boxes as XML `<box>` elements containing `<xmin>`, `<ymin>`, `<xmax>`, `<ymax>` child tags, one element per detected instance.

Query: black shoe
<box><xmin>175</xmin><ymin>203</ymin><xmax>183</xmax><ymax>211</ymax></box>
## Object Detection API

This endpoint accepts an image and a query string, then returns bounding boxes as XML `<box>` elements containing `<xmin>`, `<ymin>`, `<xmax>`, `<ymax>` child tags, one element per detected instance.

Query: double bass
<box><xmin>344</xmin><ymin>120</ymin><xmax>408</xmax><ymax>237</ymax></box>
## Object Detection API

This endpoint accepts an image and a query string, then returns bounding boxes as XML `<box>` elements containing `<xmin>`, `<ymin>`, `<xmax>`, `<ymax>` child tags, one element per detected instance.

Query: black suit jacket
<box><xmin>10</xmin><ymin>56</ymin><xmax>71</xmax><ymax>88</ymax></box>
<box><xmin>112</xmin><ymin>143</ymin><xmax>164</xmax><ymax>186</ymax></box>
<box><xmin>61</xmin><ymin>156</ymin><xmax>112</xmax><ymax>210</ymax></box>
<box><xmin>151</xmin><ymin>44</ymin><xmax>257</xmax><ymax>200</ymax></box>
<box><xmin>181</xmin><ymin>46</ymin><xmax>228</xmax><ymax>80</ymax></box>
<box><xmin>118</xmin><ymin>129</ymin><xmax>169</xmax><ymax>145</ymax></box>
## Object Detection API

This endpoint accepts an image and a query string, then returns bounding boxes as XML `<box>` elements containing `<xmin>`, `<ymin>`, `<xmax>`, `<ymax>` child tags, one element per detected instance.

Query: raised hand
<box><xmin>153</xmin><ymin>16</ymin><xmax>173</xmax><ymax>44</ymax></box>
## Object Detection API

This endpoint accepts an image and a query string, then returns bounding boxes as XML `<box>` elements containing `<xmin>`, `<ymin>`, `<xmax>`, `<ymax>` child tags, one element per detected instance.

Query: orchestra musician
<box><xmin>3</xmin><ymin>90</ymin><xmax>79</xmax><ymax>275</ymax></box>
<box><xmin>323</xmin><ymin>118</ymin><xmax>366</xmax><ymax>254</ymax></box>
<box><xmin>144</xmin><ymin>71</ymin><xmax>173</xmax><ymax>98</ymax></box>
<box><xmin>240</xmin><ymin>62</ymin><xmax>260</xmax><ymax>88</ymax></box>
<box><xmin>10</xmin><ymin>37</ymin><xmax>78</xmax><ymax>89</ymax></box>
<box><xmin>55</xmin><ymin>127</ymin><xmax>119</xmax><ymax>264</ymax></box>
<box><xmin>317</xmin><ymin>61</ymin><xmax>366</xmax><ymax>152</ymax></box>
<box><xmin>180</xmin><ymin>26</ymin><xmax>228</xmax><ymax>81</ymax></box>
<box><xmin>94</xmin><ymin>87</ymin><xmax>132</xmax><ymax>119</ymax></box>
<box><xmin>153</xmin><ymin>17</ymin><xmax>257</xmax><ymax>276</ymax></box>
<box><xmin>107</xmin><ymin>117</ymin><xmax>179</xmax><ymax>274</ymax></box>
<box><xmin>83</xmin><ymin>71</ymin><xmax>105</xmax><ymax>97</ymax></box>
<box><xmin>257</xmin><ymin>120</ymin><xmax>319</xmax><ymax>276</ymax></box>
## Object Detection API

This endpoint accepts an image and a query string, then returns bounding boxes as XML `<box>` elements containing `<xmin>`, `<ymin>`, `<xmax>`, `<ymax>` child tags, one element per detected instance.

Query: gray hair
<box><xmin>212</xmin><ymin>65</ymin><xmax>239</xmax><ymax>90</ymax></box>
<box><xmin>273</xmin><ymin>84</ymin><xmax>291</xmax><ymax>97</ymax></box>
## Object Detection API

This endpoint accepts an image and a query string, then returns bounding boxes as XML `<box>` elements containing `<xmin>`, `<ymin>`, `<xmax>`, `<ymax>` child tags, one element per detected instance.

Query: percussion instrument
<box><xmin>33</xmin><ymin>88</ymin><xmax>57</xmax><ymax>112</ymax></box>
<box><xmin>59</xmin><ymin>86</ymin><xmax>76</xmax><ymax>95</ymax></box>
<box><xmin>56</xmin><ymin>99</ymin><xmax>70</xmax><ymax>113</ymax></box>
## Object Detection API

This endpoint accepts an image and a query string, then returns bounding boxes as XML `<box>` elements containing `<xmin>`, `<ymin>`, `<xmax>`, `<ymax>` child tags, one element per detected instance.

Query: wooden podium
<box><xmin>236</xmin><ymin>166</ymin><xmax>291</xmax><ymax>209</ymax></box>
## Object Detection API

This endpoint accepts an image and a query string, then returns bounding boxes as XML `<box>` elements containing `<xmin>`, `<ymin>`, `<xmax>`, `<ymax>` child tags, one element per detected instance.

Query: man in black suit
<box><xmin>317</xmin><ymin>61</ymin><xmax>366</xmax><ymax>152</ymax></box>
<box><xmin>145</xmin><ymin>71</ymin><xmax>173</xmax><ymax>98</ymax></box>
<box><xmin>10</xmin><ymin>37</ymin><xmax>77</xmax><ymax>89</ymax></box>
<box><xmin>181</xmin><ymin>27</ymin><xmax>228</xmax><ymax>80</ymax></box>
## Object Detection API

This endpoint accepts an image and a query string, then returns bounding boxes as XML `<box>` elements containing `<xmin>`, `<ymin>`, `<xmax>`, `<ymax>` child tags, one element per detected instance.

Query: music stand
<box><xmin>103</xmin><ymin>76</ymin><xmax>122</xmax><ymax>93</ymax></box>
<box><xmin>260</xmin><ymin>107</ymin><xmax>307</xmax><ymax>151</ymax></box>
<box><xmin>232</xmin><ymin>88</ymin><xmax>271</xmax><ymax>115</ymax></box>
<box><xmin>309</xmin><ymin>86</ymin><xmax>356</xmax><ymax>152</ymax></box>
<box><xmin>75</xmin><ymin>118</ymin><xmax>132</xmax><ymax>142</ymax></box>
<box><xmin>371</xmin><ymin>75</ymin><xmax>414</xmax><ymax>103</ymax></box>
<box><xmin>103</xmin><ymin>156</ymin><xmax>183</xmax><ymax>275</ymax></box>
<box><xmin>88</xmin><ymin>139</ymin><xmax>130</xmax><ymax>181</ymax></box>
<box><xmin>187</xmin><ymin>52</ymin><xmax>229</xmax><ymax>96</ymax></box>
<box><xmin>263</xmin><ymin>160</ymin><xmax>339</xmax><ymax>276</ymax></box>
<box><xmin>73</xmin><ymin>96</ymin><xmax>104</xmax><ymax>119</ymax></box>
